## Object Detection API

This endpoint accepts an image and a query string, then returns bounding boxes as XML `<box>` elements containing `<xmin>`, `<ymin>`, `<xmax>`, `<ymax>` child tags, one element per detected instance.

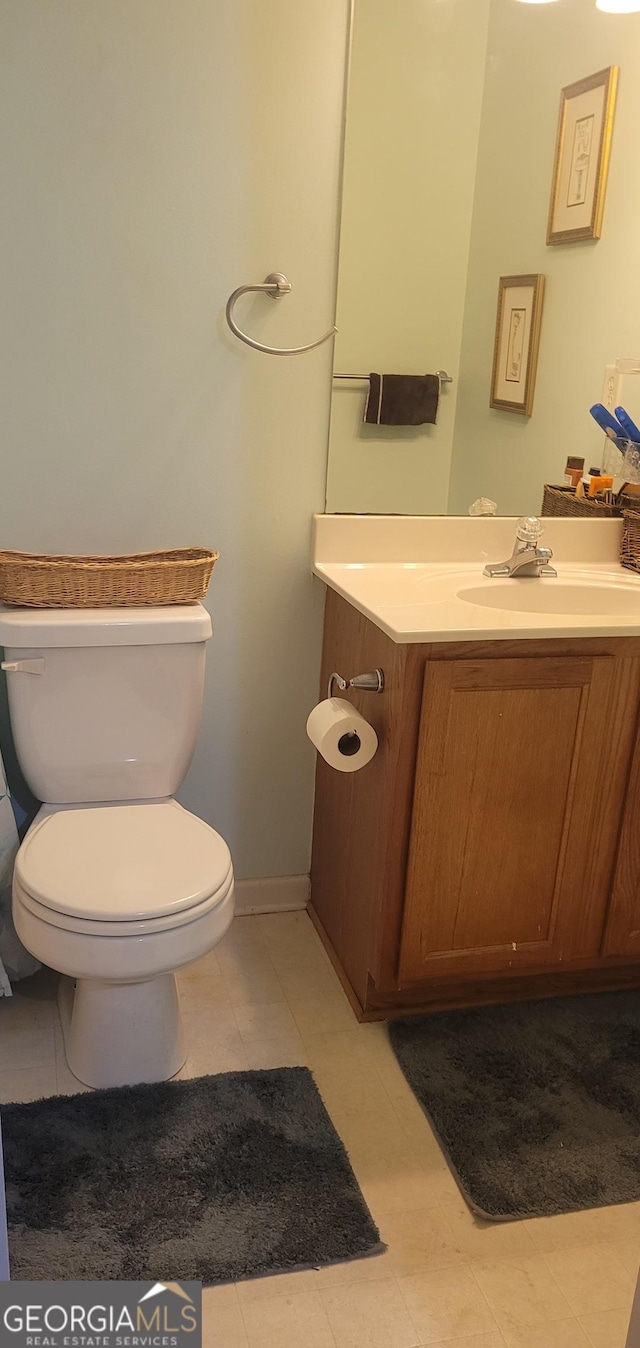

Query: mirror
<box><xmin>325</xmin><ymin>0</ymin><xmax>640</xmax><ymax>518</ymax></box>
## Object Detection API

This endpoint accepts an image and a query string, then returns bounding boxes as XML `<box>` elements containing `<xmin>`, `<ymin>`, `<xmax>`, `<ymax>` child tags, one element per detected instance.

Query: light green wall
<box><xmin>449</xmin><ymin>0</ymin><xmax>640</xmax><ymax>516</ymax></box>
<box><xmin>325</xmin><ymin>0</ymin><xmax>491</xmax><ymax>515</ymax></box>
<box><xmin>0</xmin><ymin>0</ymin><xmax>350</xmax><ymax>879</ymax></box>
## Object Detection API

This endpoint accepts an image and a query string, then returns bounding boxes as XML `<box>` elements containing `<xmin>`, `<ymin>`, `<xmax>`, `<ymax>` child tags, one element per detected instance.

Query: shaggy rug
<box><xmin>3</xmin><ymin>1067</ymin><xmax>382</xmax><ymax>1282</ymax></box>
<box><xmin>389</xmin><ymin>989</ymin><xmax>640</xmax><ymax>1220</ymax></box>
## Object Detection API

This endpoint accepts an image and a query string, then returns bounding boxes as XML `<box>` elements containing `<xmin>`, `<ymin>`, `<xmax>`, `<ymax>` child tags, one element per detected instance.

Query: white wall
<box><xmin>0</xmin><ymin>0</ymin><xmax>350</xmax><ymax>878</ymax></box>
<box><xmin>325</xmin><ymin>0</ymin><xmax>491</xmax><ymax>515</ymax></box>
<box><xmin>449</xmin><ymin>0</ymin><xmax>640</xmax><ymax>516</ymax></box>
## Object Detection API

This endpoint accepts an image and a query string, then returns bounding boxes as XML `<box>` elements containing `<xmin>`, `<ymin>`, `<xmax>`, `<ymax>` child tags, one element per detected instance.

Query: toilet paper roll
<box><xmin>306</xmin><ymin>697</ymin><xmax>378</xmax><ymax>773</ymax></box>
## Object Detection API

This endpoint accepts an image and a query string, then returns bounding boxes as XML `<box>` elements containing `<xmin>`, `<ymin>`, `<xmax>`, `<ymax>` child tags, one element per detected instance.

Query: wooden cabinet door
<box><xmin>398</xmin><ymin>654</ymin><xmax>640</xmax><ymax>985</ymax></box>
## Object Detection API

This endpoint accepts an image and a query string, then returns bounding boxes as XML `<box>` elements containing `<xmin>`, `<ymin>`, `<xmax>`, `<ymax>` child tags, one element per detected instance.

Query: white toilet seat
<box><xmin>14</xmin><ymin>868</ymin><xmax>234</xmax><ymax>937</ymax></box>
<box><xmin>15</xmin><ymin>800</ymin><xmax>232</xmax><ymax>936</ymax></box>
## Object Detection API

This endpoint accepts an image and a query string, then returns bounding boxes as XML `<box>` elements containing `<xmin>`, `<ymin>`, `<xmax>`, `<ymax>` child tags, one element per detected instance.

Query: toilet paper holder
<box><xmin>327</xmin><ymin>669</ymin><xmax>385</xmax><ymax>699</ymax></box>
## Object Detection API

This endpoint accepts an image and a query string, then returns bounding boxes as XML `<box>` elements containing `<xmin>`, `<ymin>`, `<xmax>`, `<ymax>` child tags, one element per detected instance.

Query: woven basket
<box><xmin>0</xmin><ymin>547</ymin><xmax>219</xmax><ymax>608</ymax></box>
<box><xmin>541</xmin><ymin>484</ymin><xmax>620</xmax><ymax>518</ymax></box>
<box><xmin>620</xmin><ymin>512</ymin><xmax>640</xmax><ymax>576</ymax></box>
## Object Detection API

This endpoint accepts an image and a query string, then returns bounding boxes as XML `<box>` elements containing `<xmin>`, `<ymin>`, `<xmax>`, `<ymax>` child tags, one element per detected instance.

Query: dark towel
<box><xmin>364</xmin><ymin>373</ymin><xmax>439</xmax><ymax>426</ymax></box>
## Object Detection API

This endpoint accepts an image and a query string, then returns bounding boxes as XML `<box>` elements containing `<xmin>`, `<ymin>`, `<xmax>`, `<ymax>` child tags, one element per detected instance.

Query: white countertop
<box><xmin>312</xmin><ymin>515</ymin><xmax>640</xmax><ymax>644</ymax></box>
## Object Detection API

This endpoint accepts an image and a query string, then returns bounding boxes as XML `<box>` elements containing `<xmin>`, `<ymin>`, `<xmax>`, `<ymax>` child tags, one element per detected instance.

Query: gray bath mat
<box><xmin>3</xmin><ymin>1067</ymin><xmax>382</xmax><ymax>1282</ymax></box>
<box><xmin>389</xmin><ymin>990</ymin><xmax>640</xmax><ymax>1220</ymax></box>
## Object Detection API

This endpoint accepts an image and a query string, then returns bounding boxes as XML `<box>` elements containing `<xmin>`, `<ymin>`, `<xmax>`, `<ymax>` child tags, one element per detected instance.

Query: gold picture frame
<box><xmin>490</xmin><ymin>274</ymin><xmax>545</xmax><ymax>418</ymax></box>
<box><xmin>547</xmin><ymin>66</ymin><xmax>618</xmax><ymax>246</ymax></box>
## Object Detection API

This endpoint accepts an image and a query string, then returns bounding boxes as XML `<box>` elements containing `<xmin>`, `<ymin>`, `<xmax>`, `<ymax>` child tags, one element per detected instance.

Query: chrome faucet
<box><xmin>483</xmin><ymin>517</ymin><xmax>557</xmax><ymax>579</ymax></box>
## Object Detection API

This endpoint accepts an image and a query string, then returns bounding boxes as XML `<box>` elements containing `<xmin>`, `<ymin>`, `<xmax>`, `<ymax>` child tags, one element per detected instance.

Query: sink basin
<box><xmin>457</xmin><ymin>580</ymin><xmax>640</xmax><ymax>616</ymax></box>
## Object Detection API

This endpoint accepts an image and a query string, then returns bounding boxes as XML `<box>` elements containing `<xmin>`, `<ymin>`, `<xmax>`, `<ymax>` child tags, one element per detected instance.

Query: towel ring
<box><xmin>225</xmin><ymin>272</ymin><xmax>337</xmax><ymax>356</ymax></box>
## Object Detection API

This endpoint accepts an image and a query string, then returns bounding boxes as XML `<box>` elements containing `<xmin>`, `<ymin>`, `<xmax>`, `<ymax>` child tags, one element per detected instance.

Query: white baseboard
<box><xmin>234</xmin><ymin>874</ymin><xmax>310</xmax><ymax>917</ymax></box>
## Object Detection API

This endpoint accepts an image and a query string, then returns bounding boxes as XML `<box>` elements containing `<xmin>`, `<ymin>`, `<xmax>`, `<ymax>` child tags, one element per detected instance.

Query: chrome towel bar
<box><xmin>225</xmin><ymin>272</ymin><xmax>337</xmax><ymax>356</ymax></box>
<box><xmin>334</xmin><ymin>370</ymin><xmax>453</xmax><ymax>384</ymax></box>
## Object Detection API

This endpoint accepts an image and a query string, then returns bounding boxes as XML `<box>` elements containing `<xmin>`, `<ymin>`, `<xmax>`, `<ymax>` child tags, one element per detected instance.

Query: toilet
<box><xmin>0</xmin><ymin>602</ymin><xmax>234</xmax><ymax>1090</ymax></box>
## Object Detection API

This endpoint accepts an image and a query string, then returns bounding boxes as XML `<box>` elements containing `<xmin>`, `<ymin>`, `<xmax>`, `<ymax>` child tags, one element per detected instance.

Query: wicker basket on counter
<box><xmin>0</xmin><ymin>547</ymin><xmax>219</xmax><ymax>608</ymax></box>
<box><xmin>620</xmin><ymin>512</ymin><xmax>640</xmax><ymax>576</ymax></box>
<box><xmin>541</xmin><ymin>484</ymin><xmax>621</xmax><ymax>518</ymax></box>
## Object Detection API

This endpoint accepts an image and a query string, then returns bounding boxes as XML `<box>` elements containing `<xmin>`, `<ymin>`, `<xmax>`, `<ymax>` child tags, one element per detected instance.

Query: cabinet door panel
<box><xmin>399</xmin><ymin>654</ymin><xmax>639</xmax><ymax>984</ymax></box>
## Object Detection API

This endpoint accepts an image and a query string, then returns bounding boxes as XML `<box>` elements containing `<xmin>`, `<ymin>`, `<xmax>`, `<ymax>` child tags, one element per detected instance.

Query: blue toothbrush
<box><xmin>590</xmin><ymin>403</ymin><xmax>627</xmax><ymax>439</ymax></box>
<box><xmin>615</xmin><ymin>406</ymin><xmax>640</xmax><ymax>444</ymax></box>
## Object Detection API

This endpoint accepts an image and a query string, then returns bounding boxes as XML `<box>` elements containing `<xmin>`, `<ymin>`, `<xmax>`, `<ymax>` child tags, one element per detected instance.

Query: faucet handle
<box><xmin>516</xmin><ymin>516</ymin><xmax>544</xmax><ymax>545</ymax></box>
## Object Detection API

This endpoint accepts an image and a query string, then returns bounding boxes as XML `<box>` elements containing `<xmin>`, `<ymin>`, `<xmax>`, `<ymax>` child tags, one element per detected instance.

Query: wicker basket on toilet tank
<box><xmin>0</xmin><ymin>547</ymin><xmax>218</xmax><ymax>607</ymax></box>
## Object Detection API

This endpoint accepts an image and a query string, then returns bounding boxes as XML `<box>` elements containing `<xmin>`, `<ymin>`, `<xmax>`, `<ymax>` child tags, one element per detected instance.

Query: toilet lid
<box><xmin>16</xmin><ymin>802</ymin><xmax>233</xmax><ymax>923</ymax></box>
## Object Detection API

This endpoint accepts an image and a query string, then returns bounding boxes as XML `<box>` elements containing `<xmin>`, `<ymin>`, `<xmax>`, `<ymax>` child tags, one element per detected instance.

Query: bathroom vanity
<box><xmin>309</xmin><ymin>516</ymin><xmax>640</xmax><ymax>1019</ymax></box>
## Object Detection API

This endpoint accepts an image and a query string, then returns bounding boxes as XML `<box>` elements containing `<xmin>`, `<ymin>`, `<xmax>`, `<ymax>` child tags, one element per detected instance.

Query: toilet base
<box><xmin>58</xmin><ymin>973</ymin><xmax>187</xmax><ymax>1090</ymax></box>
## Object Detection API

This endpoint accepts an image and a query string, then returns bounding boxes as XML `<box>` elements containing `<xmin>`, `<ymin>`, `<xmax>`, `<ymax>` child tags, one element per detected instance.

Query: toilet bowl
<box><xmin>12</xmin><ymin>800</ymin><xmax>234</xmax><ymax>1087</ymax></box>
<box><xmin>0</xmin><ymin>601</ymin><xmax>235</xmax><ymax>1089</ymax></box>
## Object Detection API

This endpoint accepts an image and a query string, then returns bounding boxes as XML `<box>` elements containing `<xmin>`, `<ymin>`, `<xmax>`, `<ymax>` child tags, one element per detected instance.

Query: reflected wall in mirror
<box><xmin>326</xmin><ymin>0</ymin><xmax>640</xmax><ymax>518</ymax></box>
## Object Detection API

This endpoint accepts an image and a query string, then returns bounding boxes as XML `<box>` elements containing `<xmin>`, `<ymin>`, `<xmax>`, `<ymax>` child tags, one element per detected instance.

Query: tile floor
<box><xmin>0</xmin><ymin>910</ymin><xmax>637</xmax><ymax>1348</ymax></box>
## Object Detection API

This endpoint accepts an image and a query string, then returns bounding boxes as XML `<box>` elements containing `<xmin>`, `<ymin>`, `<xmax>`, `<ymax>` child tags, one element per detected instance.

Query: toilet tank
<box><xmin>0</xmin><ymin>604</ymin><xmax>212</xmax><ymax>804</ymax></box>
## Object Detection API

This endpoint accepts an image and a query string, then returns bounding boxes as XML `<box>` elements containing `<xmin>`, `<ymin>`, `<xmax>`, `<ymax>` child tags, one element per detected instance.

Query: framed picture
<box><xmin>547</xmin><ymin>66</ymin><xmax>618</xmax><ymax>245</ymax></box>
<box><xmin>490</xmin><ymin>274</ymin><xmax>545</xmax><ymax>417</ymax></box>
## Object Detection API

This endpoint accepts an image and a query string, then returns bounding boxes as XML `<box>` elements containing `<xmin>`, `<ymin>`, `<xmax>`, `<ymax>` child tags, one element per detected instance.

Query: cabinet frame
<box><xmin>309</xmin><ymin>589</ymin><xmax>640</xmax><ymax>1020</ymax></box>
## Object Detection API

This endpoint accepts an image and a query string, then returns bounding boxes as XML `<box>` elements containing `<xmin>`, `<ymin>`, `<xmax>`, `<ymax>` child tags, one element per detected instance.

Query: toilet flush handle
<box><xmin>1</xmin><ymin>659</ymin><xmax>45</xmax><ymax>674</ymax></box>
